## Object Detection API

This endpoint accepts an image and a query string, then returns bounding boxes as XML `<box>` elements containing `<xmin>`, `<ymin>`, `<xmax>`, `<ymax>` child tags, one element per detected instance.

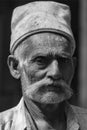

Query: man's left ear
<box><xmin>72</xmin><ymin>57</ymin><xmax>77</xmax><ymax>70</ymax></box>
<box><xmin>7</xmin><ymin>55</ymin><xmax>21</xmax><ymax>79</ymax></box>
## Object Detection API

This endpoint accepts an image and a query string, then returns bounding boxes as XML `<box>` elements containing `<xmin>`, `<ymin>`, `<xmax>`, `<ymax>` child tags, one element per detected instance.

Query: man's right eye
<box><xmin>32</xmin><ymin>56</ymin><xmax>48</xmax><ymax>68</ymax></box>
<box><xmin>34</xmin><ymin>56</ymin><xmax>46</xmax><ymax>64</ymax></box>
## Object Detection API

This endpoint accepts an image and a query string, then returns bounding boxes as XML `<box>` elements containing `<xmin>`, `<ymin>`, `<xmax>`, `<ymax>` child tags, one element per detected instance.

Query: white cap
<box><xmin>10</xmin><ymin>1</ymin><xmax>75</xmax><ymax>54</ymax></box>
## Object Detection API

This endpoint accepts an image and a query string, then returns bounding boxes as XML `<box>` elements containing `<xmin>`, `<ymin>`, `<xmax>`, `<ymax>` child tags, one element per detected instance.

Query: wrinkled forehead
<box><xmin>14</xmin><ymin>33</ymin><xmax>72</xmax><ymax>59</ymax></box>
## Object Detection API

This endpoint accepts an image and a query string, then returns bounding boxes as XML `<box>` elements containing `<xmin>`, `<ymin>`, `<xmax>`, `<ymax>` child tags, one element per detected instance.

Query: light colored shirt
<box><xmin>0</xmin><ymin>97</ymin><xmax>85</xmax><ymax>130</ymax></box>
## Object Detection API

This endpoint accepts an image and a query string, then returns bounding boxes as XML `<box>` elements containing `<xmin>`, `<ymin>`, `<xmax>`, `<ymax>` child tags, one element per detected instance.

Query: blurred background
<box><xmin>0</xmin><ymin>0</ymin><xmax>87</xmax><ymax>112</ymax></box>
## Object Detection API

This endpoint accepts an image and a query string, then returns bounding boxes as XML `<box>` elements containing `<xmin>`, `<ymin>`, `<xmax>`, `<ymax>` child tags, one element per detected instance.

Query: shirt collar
<box><xmin>65</xmin><ymin>102</ymin><xmax>80</xmax><ymax>130</ymax></box>
<box><xmin>12</xmin><ymin>98</ymin><xmax>26</xmax><ymax>130</ymax></box>
<box><xmin>13</xmin><ymin>98</ymin><xmax>80</xmax><ymax>130</ymax></box>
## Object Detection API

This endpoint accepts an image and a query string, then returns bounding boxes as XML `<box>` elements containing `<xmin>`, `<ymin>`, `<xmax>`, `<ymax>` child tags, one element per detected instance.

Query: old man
<box><xmin>0</xmin><ymin>1</ymin><xmax>87</xmax><ymax>130</ymax></box>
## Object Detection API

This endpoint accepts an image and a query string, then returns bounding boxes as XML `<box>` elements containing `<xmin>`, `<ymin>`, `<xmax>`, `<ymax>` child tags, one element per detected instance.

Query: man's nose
<box><xmin>46</xmin><ymin>60</ymin><xmax>62</xmax><ymax>80</ymax></box>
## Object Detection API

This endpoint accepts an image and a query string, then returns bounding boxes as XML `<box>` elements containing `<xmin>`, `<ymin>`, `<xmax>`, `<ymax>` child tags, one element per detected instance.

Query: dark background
<box><xmin>0</xmin><ymin>0</ymin><xmax>79</xmax><ymax>112</ymax></box>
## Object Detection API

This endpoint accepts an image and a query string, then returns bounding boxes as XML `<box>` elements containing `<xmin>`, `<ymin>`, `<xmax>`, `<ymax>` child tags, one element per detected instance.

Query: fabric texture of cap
<box><xmin>10</xmin><ymin>1</ymin><xmax>75</xmax><ymax>54</ymax></box>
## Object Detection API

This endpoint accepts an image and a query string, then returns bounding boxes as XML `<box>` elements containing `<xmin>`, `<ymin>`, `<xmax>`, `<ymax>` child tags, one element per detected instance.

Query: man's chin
<box><xmin>31</xmin><ymin>91</ymin><xmax>72</xmax><ymax>104</ymax></box>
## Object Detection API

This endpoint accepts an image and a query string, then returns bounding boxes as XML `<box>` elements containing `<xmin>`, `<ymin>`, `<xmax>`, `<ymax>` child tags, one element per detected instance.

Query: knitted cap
<box><xmin>10</xmin><ymin>1</ymin><xmax>75</xmax><ymax>54</ymax></box>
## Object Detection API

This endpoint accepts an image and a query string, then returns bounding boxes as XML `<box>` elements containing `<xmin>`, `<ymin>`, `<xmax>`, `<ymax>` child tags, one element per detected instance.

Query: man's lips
<box><xmin>40</xmin><ymin>84</ymin><xmax>62</xmax><ymax>93</ymax></box>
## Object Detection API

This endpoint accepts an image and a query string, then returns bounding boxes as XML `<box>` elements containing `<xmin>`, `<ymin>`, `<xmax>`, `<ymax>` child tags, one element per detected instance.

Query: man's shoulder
<box><xmin>0</xmin><ymin>106</ymin><xmax>17</xmax><ymax>128</ymax></box>
<box><xmin>0</xmin><ymin>98</ymin><xmax>26</xmax><ymax>130</ymax></box>
<box><xmin>0</xmin><ymin>106</ymin><xmax>17</xmax><ymax>121</ymax></box>
<box><xmin>71</xmin><ymin>104</ymin><xmax>87</xmax><ymax>129</ymax></box>
<box><xmin>71</xmin><ymin>104</ymin><xmax>87</xmax><ymax>116</ymax></box>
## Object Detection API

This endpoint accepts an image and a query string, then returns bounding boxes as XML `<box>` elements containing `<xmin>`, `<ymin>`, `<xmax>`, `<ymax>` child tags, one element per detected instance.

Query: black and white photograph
<box><xmin>0</xmin><ymin>0</ymin><xmax>87</xmax><ymax>130</ymax></box>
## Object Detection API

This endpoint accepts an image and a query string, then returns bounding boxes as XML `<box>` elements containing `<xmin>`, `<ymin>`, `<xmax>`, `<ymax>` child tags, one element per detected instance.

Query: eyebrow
<box><xmin>29</xmin><ymin>50</ymin><xmax>72</xmax><ymax>61</ymax></box>
<box><xmin>29</xmin><ymin>52</ymin><xmax>48</xmax><ymax>60</ymax></box>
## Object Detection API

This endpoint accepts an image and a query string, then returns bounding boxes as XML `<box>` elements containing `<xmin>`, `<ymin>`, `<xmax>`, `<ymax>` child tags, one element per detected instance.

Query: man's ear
<box><xmin>7</xmin><ymin>55</ymin><xmax>20</xmax><ymax>79</ymax></box>
<box><xmin>73</xmin><ymin>57</ymin><xmax>77</xmax><ymax>70</ymax></box>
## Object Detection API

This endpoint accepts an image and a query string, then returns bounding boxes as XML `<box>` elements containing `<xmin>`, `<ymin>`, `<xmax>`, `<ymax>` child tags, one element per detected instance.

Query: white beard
<box><xmin>25</xmin><ymin>90</ymin><xmax>72</xmax><ymax>104</ymax></box>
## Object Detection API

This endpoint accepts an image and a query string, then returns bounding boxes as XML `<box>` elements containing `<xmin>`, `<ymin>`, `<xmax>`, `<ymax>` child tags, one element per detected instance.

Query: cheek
<box><xmin>61</xmin><ymin>64</ymin><xmax>74</xmax><ymax>83</ymax></box>
<box><xmin>25</xmin><ymin>69</ymin><xmax>38</xmax><ymax>84</ymax></box>
<box><xmin>23</xmin><ymin>64</ymin><xmax>45</xmax><ymax>84</ymax></box>
<box><xmin>20</xmin><ymin>66</ymin><xmax>37</xmax><ymax>93</ymax></box>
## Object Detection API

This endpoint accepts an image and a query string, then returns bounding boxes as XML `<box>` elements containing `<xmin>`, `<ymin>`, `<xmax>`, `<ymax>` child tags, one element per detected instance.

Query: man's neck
<box><xmin>24</xmin><ymin>98</ymin><xmax>66</xmax><ymax>130</ymax></box>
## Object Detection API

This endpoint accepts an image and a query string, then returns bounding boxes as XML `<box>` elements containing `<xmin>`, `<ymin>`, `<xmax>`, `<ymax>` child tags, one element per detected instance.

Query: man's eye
<box><xmin>58</xmin><ymin>57</ymin><xmax>72</xmax><ymax>64</ymax></box>
<box><xmin>33</xmin><ymin>56</ymin><xmax>47</xmax><ymax>66</ymax></box>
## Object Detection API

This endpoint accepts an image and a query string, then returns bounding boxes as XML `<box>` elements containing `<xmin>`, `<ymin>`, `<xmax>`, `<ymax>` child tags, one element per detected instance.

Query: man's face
<box><xmin>15</xmin><ymin>33</ymin><xmax>74</xmax><ymax>104</ymax></box>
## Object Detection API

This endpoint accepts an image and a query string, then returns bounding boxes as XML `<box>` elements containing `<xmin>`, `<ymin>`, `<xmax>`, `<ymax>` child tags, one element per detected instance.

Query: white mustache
<box><xmin>25</xmin><ymin>78</ymin><xmax>73</xmax><ymax>96</ymax></box>
<box><xmin>26</xmin><ymin>78</ymin><xmax>52</xmax><ymax>95</ymax></box>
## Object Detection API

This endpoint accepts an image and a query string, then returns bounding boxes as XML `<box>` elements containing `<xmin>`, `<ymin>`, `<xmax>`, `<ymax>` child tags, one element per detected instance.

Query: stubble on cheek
<box><xmin>20</xmin><ymin>63</ymin><xmax>40</xmax><ymax>95</ymax></box>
